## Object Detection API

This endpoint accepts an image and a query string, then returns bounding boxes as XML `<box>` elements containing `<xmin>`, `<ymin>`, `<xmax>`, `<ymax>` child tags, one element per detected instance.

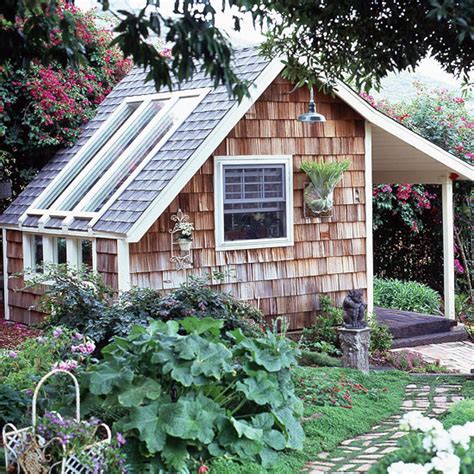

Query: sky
<box><xmin>76</xmin><ymin>0</ymin><xmax>463</xmax><ymax>91</ymax></box>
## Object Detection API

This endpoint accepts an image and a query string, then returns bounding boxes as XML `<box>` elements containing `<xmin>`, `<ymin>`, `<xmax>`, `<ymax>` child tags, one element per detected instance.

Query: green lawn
<box><xmin>212</xmin><ymin>367</ymin><xmax>410</xmax><ymax>473</ymax></box>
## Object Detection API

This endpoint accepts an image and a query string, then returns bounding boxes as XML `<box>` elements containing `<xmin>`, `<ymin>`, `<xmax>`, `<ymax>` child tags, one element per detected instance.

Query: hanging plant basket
<box><xmin>2</xmin><ymin>369</ymin><xmax>111</xmax><ymax>474</ymax></box>
<box><xmin>0</xmin><ymin>180</ymin><xmax>12</xmax><ymax>199</ymax></box>
<box><xmin>300</xmin><ymin>160</ymin><xmax>351</xmax><ymax>215</ymax></box>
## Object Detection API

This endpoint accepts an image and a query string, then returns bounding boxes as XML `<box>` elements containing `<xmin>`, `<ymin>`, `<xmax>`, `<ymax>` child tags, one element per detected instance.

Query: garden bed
<box><xmin>211</xmin><ymin>367</ymin><xmax>410</xmax><ymax>473</ymax></box>
<box><xmin>0</xmin><ymin>319</ymin><xmax>41</xmax><ymax>349</ymax></box>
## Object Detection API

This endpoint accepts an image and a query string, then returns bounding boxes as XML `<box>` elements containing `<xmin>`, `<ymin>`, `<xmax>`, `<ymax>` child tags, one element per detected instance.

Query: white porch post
<box><xmin>364</xmin><ymin>121</ymin><xmax>374</xmax><ymax>313</ymax></box>
<box><xmin>442</xmin><ymin>176</ymin><xmax>455</xmax><ymax>319</ymax></box>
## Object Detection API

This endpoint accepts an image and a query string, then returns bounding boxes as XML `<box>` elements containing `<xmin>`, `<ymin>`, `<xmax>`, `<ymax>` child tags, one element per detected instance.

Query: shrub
<box><xmin>374</xmin><ymin>278</ymin><xmax>441</xmax><ymax>314</ymax></box>
<box><xmin>368</xmin><ymin>313</ymin><xmax>393</xmax><ymax>354</ymax></box>
<box><xmin>31</xmin><ymin>268</ymin><xmax>264</xmax><ymax>347</ymax></box>
<box><xmin>0</xmin><ymin>327</ymin><xmax>95</xmax><ymax>391</ymax></box>
<box><xmin>299</xmin><ymin>296</ymin><xmax>343</xmax><ymax>355</ymax></box>
<box><xmin>385</xmin><ymin>351</ymin><xmax>451</xmax><ymax>374</ymax></box>
<box><xmin>298</xmin><ymin>349</ymin><xmax>342</xmax><ymax>368</ymax></box>
<box><xmin>441</xmin><ymin>399</ymin><xmax>474</xmax><ymax>429</ymax></box>
<box><xmin>82</xmin><ymin>317</ymin><xmax>303</xmax><ymax>471</ymax></box>
<box><xmin>0</xmin><ymin>384</ymin><xmax>29</xmax><ymax>429</ymax></box>
<box><xmin>370</xmin><ymin>411</ymin><xmax>474</xmax><ymax>474</ymax></box>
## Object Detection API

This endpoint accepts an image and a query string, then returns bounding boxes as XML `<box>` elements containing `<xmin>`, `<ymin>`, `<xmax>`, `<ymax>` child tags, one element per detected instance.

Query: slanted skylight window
<box><xmin>26</xmin><ymin>88</ymin><xmax>209</xmax><ymax>228</ymax></box>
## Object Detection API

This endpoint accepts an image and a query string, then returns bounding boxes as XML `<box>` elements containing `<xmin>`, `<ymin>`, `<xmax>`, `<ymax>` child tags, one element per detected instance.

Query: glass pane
<box><xmin>81</xmin><ymin>240</ymin><xmax>93</xmax><ymax>268</ymax></box>
<box><xmin>85</xmin><ymin>95</ymin><xmax>202</xmax><ymax>212</ymax></box>
<box><xmin>222</xmin><ymin>164</ymin><xmax>287</xmax><ymax>241</ymax></box>
<box><xmin>58</xmin><ymin>99</ymin><xmax>167</xmax><ymax>211</ymax></box>
<box><xmin>224</xmin><ymin>207</ymin><xmax>286</xmax><ymax>241</ymax></box>
<box><xmin>57</xmin><ymin>238</ymin><xmax>67</xmax><ymax>264</ymax></box>
<box><xmin>39</xmin><ymin>101</ymin><xmax>141</xmax><ymax>208</ymax></box>
<box><xmin>34</xmin><ymin>235</ymin><xmax>44</xmax><ymax>272</ymax></box>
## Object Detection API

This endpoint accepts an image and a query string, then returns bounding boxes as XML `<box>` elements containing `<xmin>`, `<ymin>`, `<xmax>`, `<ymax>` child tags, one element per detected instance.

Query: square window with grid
<box><xmin>223</xmin><ymin>165</ymin><xmax>287</xmax><ymax>241</ymax></box>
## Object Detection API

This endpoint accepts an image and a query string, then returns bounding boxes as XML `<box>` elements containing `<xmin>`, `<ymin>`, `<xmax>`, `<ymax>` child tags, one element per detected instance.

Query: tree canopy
<box><xmin>1</xmin><ymin>1</ymin><xmax>472</xmax><ymax>101</ymax></box>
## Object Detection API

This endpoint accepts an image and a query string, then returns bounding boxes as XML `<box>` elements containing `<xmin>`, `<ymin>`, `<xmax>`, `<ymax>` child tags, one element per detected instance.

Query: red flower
<box><xmin>198</xmin><ymin>465</ymin><xmax>210</xmax><ymax>473</ymax></box>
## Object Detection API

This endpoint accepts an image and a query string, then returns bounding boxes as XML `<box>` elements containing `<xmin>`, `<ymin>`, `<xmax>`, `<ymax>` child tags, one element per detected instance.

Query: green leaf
<box><xmin>274</xmin><ymin>407</ymin><xmax>305</xmax><ymax>450</ymax></box>
<box><xmin>160</xmin><ymin>394</ymin><xmax>222</xmax><ymax>444</ymax></box>
<box><xmin>122</xmin><ymin>401</ymin><xmax>166</xmax><ymax>453</ymax></box>
<box><xmin>160</xmin><ymin>438</ymin><xmax>189</xmax><ymax>471</ymax></box>
<box><xmin>89</xmin><ymin>362</ymin><xmax>133</xmax><ymax>395</ymax></box>
<box><xmin>236</xmin><ymin>372</ymin><xmax>282</xmax><ymax>406</ymax></box>
<box><xmin>118</xmin><ymin>378</ymin><xmax>162</xmax><ymax>407</ymax></box>
<box><xmin>230</xmin><ymin>418</ymin><xmax>263</xmax><ymax>441</ymax></box>
<box><xmin>180</xmin><ymin>317</ymin><xmax>223</xmax><ymax>336</ymax></box>
<box><xmin>260</xmin><ymin>446</ymin><xmax>279</xmax><ymax>468</ymax></box>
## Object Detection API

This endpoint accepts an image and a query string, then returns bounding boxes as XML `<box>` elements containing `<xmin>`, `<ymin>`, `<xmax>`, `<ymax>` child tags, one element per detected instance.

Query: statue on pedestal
<box><xmin>343</xmin><ymin>290</ymin><xmax>367</xmax><ymax>329</ymax></box>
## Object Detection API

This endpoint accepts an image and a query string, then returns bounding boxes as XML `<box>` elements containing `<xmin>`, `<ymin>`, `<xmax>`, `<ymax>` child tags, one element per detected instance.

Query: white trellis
<box><xmin>2</xmin><ymin>369</ymin><xmax>111</xmax><ymax>474</ymax></box>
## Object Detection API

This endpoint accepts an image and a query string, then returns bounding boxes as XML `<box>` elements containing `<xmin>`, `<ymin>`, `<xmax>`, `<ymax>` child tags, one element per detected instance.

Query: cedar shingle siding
<box><xmin>129</xmin><ymin>76</ymin><xmax>367</xmax><ymax>330</ymax></box>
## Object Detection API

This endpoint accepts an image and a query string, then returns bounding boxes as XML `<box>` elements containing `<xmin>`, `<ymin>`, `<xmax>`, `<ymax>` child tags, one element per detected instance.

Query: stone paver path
<box><xmin>304</xmin><ymin>381</ymin><xmax>464</xmax><ymax>473</ymax></box>
<box><xmin>392</xmin><ymin>341</ymin><xmax>473</xmax><ymax>374</ymax></box>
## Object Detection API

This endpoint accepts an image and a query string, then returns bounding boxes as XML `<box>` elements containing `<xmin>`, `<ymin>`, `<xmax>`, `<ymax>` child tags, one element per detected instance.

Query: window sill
<box><xmin>216</xmin><ymin>237</ymin><xmax>293</xmax><ymax>252</ymax></box>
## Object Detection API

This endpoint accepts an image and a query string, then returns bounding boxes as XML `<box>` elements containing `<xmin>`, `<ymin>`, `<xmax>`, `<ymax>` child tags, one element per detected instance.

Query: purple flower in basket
<box><xmin>8</xmin><ymin>351</ymin><xmax>18</xmax><ymax>359</ymax></box>
<box><xmin>73</xmin><ymin>332</ymin><xmax>84</xmax><ymax>340</ymax></box>
<box><xmin>52</xmin><ymin>328</ymin><xmax>63</xmax><ymax>338</ymax></box>
<box><xmin>116</xmin><ymin>432</ymin><xmax>126</xmax><ymax>446</ymax></box>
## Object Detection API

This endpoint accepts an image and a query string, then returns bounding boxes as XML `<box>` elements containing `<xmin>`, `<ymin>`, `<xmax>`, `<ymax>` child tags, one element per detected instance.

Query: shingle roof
<box><xmin>0</xmin><ymin>47</ymin><xmax>271</xmax><ymax>236</ymax></box>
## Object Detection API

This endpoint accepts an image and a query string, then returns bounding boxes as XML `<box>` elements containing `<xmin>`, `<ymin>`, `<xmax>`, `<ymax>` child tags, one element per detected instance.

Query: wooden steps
<box><xmin>375</xmin><ymin>307</ymin><xmax>468</xmax><ymax>349</ymax></box>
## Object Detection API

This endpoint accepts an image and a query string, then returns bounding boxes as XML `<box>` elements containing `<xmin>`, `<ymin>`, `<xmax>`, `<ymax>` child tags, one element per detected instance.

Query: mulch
<box><xmin>0</xmin><ymin>319</ymin><xmax>42</xmax><ymax>349</ymax></box>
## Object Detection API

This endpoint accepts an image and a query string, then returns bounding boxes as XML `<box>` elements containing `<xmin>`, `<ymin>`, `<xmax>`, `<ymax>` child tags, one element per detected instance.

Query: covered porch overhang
<box><xmin>366</xmin><ymin>124</ymin><xmax>474</xmax><ymax>320</ymax></box>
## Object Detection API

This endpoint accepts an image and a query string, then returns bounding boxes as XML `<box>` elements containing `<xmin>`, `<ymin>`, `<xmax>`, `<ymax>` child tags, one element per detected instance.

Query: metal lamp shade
<box><xmin>297</xmin><ymin>87</ymin><xmax>326</xmax><ymax>123</ymax></box>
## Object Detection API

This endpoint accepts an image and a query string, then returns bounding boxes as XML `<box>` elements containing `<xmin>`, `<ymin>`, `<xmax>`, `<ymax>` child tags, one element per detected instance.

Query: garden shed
<box><xmin>1</xmin><ymin>47</ymin><xmax>473</xmax><ymax>328</ymax></box>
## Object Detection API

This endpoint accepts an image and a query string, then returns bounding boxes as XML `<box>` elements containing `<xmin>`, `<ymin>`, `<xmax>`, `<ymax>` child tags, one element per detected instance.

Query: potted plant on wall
<box><xmin>301</xmin><ymin>159</ymin><xmax>351</xmax><ymax>214</ymax></box>
<box><xmin>175</xmin><ymin>221</ymin><xmax>194</xmax><ymax>252</ymax></box>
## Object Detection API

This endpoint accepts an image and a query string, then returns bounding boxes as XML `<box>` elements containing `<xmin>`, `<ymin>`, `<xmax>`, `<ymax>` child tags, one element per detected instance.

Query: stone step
<box><xmin>376</xmin><ymin>307</ymin><xmax>457</xmax><ymax>339</ymax></box>
<box><xmin>391</xmin><ymin>326</ymin><xmax>469</xmax><ymax>349</ymax></box>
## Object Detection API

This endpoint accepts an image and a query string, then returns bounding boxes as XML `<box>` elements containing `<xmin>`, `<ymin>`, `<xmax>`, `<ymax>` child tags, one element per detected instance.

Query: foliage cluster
<box><xmin>296</xmin><ymin>374</ymin><xmax>388</xmax><ymax>410</ymax></box>
<box><xmin>299</xmin><ymin>295</ymin><xmax>343</xmax><ymax>356</ymax></box>
<box><xmin>0</xmin><ymin>2</ymin><xmax>131</xmax><ymax>208</ymax></box>
<box><xmin>82</xmin><ymin>317</ymin><xmax>303</xmax><ymax>472</ymax></box>
<box><xmin>374</xmin><ymin>278</ymin><xmax>442</xmax><ymax>315</ymax></box>
<box><xmin>368</xmin><ymin>318</ymin><xmax>393</xmax><ymax>355</ymax></box>
<box><xmin>385</xmin><ymin>351</ymin><xmax>451</xmax><ymax>374</ymax></box>
<box><xmin>32</xmin><ymin>267</ymin><xmax>264</xmax><ymax>347</ymax></box>
<box><xmin>212</xmin><ymin>368</ymin><xmax>410</xmax><ymax>473</ymax></box>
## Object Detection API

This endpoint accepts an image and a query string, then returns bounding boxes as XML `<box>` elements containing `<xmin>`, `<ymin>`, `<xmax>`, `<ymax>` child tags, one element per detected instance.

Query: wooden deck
<box><xmin>375</xmin><ymin>307</ymin><xmax>467</xmax><ymax>348</ymax></box>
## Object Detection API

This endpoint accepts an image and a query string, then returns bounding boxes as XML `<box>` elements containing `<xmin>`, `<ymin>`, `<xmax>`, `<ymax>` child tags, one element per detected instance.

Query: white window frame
<box><xmin>21</xmin><ymin>88</ymin><xmax>210</xmax><ymax>228</ymax></box>
<box><xmin>23</xmin><ymin>233</ymin><xmax>97</xmax><ymax>280</ymax></box>
<box><xmin>214</xmin><ymin>155</ymin><xmax>294</xmax><ymax>251</ymax></box>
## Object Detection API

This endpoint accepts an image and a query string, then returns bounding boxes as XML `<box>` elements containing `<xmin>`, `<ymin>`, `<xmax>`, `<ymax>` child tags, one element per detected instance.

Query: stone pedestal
<box><xmin>338</xmin><ymin>327</ymin><xmax>371</xmax><ymax>374</ymax></box>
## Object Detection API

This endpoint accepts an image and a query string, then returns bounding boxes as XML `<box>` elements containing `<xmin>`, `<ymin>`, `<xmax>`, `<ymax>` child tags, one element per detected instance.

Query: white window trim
<box><xmin>22</xmin><ymin>233</ymin><xmax>97</xmax><ymax>281</ymax></box>
<box><xmin>214</xmin><ymin>155</ymin><xmax>294</xmax><ymax>251</ymax></box>
<box><xmin>21</xmin><ymin>88</ymin><xmax>210</xmax><ymax>229</ymax></box>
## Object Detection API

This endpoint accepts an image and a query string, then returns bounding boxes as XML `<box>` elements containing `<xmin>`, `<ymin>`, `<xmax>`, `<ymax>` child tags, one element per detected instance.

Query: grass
<box><xmin>211</xmin><ymin>367</ymin><xmax>410</xmax><ymax>473</ymax></box>
<box><xmin>297</xmin><ymin>349</ymin><xmax>342</xmax><ymax>368</ymax></box>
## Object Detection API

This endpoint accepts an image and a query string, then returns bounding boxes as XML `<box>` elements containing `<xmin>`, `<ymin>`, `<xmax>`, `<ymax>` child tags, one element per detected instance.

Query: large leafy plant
<box><xmin>82</xmin><ymin>317</ymin><xmax>303</xmax><ymax>471</ymax></box>
<box><xmin>301</xmin><ymin>160</ymin><xmax>351</xmax><ymax>213</ymax></box>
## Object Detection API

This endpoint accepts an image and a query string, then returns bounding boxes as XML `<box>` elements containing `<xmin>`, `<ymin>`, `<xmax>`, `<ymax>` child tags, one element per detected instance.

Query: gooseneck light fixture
<box><xmin>297</xmin><ymin>87</ymin><xmax>326</xmax><ymax>123</ymax></box>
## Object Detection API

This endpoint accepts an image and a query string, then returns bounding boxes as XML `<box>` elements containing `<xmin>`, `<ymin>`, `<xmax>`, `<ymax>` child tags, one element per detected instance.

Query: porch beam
<box><xmin>373</xmin><ymin>171</ymin><xmax>449</xmax><ymax>185</ymax></box>
<box><xmin>442</xmin><ymin>177</ymin><xmax>455</xmax><ymax>320</ymax></box>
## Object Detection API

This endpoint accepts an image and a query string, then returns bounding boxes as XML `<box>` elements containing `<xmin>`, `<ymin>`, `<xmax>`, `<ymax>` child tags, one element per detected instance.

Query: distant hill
<box><xmin>372</xmin><ymin>71</ymin><xmax>462</xmax><ymax>103</ymax></box>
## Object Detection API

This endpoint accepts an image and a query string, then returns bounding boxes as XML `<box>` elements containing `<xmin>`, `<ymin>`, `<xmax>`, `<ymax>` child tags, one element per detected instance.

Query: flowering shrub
<box><xmin>0</xmin><ymin>327</ymin><xmax>95</xmax><ymax>391</ymax></box>
<box><xmin>371</xmin><ymin>411</ymin><xmax>474</xmax><ymax>474</ymax></box>
<box><xmin>385</xmin><ymin>351</ymin><xmax>451</xmax><ymax>374</ymax></box>
<box><xmin>0</xmin><ymin>2</ymin><xmax>131</xmax><ymax>208</ymax></box>
<box><xmin>364</xmin><ymin>84</ymin><xmax>473</xmax><ymax>295</ymax></box>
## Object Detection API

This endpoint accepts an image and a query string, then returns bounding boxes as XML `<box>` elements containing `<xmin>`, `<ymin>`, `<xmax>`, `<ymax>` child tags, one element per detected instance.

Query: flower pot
<box><xmin>177</xmin><ymin>238</ymin><xmax>192</xmax><ymax>252</ymax></box>
<box><xmin>0</xmin><ymin>180</ymin><xmax>12</xmax><ymax>199</ymax></box>
<box><xmin>304</xmin><ymin>183</ymin><xmax>334</xmax><ymax>214</ymax></box>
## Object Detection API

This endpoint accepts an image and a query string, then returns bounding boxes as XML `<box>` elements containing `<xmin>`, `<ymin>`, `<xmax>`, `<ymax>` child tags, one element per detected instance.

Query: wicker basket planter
<box><xmin>2</xmin><ymin>369</ymin><xmax>111</xmax><ymax>474</ymax></box>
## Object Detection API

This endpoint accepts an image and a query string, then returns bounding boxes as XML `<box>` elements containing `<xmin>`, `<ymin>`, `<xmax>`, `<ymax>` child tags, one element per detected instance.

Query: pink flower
<box><xmin>71</xmin><ymin>342</ymin><xmax>95</xmax><ymax>355</ymax></box>
<box><xmin>8</xmin><ymin>351</ymin><xmax>18</xmax><ymax>359</ymax></box>
<box><xmin>53</xmin><ymin>360</ymin><xmax>79</xmax><ymax>372</ymax></box>
<box><xmin>454</xmin><ymin>259</ymin><xmax>464</xmax><ymax>274</ymax></box>
<box><xmin>453</xmin><ymin>97</ymin><xmax>464</xmax><ymax>104</ymax></box>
